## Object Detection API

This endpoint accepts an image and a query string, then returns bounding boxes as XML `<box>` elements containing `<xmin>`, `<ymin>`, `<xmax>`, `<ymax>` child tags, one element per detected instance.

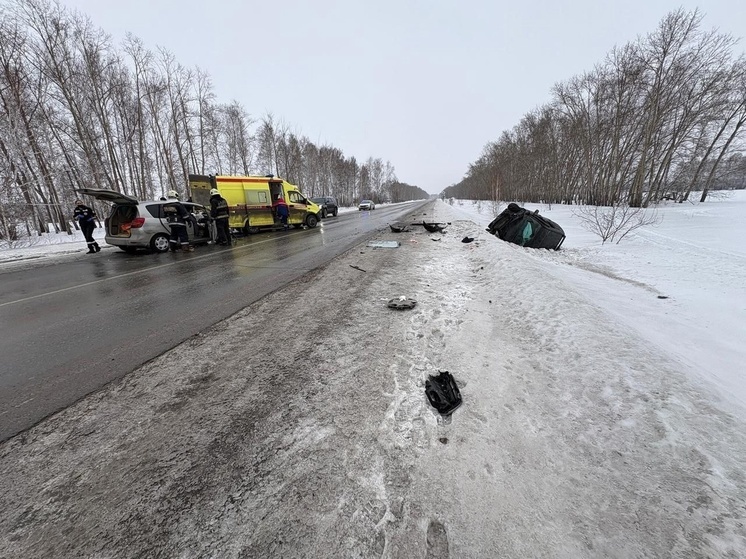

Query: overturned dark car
<box><xmin>486</xmin><ymin>203</ymin><xmax>566</xmax><ymax>250</ymax></box>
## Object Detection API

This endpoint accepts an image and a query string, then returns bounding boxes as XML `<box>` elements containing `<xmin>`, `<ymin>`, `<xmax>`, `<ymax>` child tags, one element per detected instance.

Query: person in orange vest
<box><xmin>273</xmin><ymin>194</ymin><xmax>290</xmax><ymax>230</ymax></box>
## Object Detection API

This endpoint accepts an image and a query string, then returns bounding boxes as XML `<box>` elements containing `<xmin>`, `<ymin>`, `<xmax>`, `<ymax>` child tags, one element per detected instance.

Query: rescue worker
<box><xmin>163</xmin><ymin>190</ymin><xmax>194</xmax><ymax>251</ymax></box>
<box><xmin>73</xmin><ymin>198</ymin><xmax>100</xmax><ymax>254</ymax></box>
<box><xmin>209</xmin><ymin>188</ymin><xmax>231</xmax><ymax>245</ymax></box>
<box><xmin>273</xmin><ymin>194</ymin><xmax>290</xmax><ymax>230</ymax></box>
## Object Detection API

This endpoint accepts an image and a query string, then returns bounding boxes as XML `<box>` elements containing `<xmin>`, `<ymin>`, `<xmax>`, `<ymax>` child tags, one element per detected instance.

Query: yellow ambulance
<box><xmin>188</xmin><ymin>174</ymin><xmax>322</xmax><ymax>233</ymax></box>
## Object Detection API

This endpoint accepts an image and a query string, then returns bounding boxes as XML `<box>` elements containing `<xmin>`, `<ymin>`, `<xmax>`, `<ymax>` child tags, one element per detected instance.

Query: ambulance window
<box><xmin>247</xmin><ymin>191</ymin><xmax>269</xmax><ymax>204</ymax></box>
<box><xmin>288</xmin><ymin>191</ymin><xmax>303</xmax><ymax>204</ymax></box>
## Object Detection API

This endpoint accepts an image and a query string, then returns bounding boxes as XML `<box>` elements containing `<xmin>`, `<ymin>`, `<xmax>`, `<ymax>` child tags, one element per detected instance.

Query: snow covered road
<box><xmin>1</xmin><ymin>200</ymin><xmax>745</xmax><ymax>558</ymax></box>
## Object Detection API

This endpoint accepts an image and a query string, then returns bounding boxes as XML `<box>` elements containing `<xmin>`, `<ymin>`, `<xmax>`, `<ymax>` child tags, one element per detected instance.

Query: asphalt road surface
<box><xmin>0</xmin><ymin>201</ymin><xmax>430</xmax><ymax>441</ymax></box>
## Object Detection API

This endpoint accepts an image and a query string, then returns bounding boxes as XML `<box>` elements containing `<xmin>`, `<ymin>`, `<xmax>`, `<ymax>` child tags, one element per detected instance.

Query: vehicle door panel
<box><xmin>286</xmin><ymin>191</ymin><xmax>307</xmax><ymax>224</ymax></box>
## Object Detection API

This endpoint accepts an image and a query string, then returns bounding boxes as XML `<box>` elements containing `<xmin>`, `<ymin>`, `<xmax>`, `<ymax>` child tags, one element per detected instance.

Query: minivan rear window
<box><xmin>145</xmin><ymin>204</ymin><xmax>164</xmax><ymax>218</ymax></box>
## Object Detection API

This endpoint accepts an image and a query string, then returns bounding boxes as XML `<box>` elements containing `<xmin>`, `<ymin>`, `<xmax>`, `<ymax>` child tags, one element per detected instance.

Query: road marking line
<box><xmin>0</xmin><ymin>234</ymin><xmax>296</xmax><ymax>308</ymax></box>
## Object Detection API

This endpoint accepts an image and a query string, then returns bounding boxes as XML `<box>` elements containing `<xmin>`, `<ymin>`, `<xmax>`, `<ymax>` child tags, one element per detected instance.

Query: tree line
<box><xmin>444</xmin><ymin>9</ymin><xmax>746</xmax><ymax>207</ymax></box>
<box><xmin>0</xmin><ymin>0</ymin><xmax>429</xmax><ymax>240</ymax></box>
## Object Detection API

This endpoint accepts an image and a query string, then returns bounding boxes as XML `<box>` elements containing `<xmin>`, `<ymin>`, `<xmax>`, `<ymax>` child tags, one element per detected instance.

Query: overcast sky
<box><xmin>59</xmin><ymin>0</ymin><xmax>745</xmax><ymax>194</ymax></box>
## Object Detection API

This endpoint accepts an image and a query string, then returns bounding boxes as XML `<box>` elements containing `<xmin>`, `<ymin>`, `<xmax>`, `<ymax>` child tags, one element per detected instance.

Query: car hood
<box><xmin>76</xmin><ymin>188</ymin><xmax>139</xmax><ymax>205</ymax></box>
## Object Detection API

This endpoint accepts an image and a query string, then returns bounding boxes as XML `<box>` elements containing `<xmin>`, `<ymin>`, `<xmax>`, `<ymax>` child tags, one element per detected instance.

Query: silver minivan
<box><xmin>77</xmin><ymin>189</ymin><xmax>214</xmax><ymax>253</ymax></box>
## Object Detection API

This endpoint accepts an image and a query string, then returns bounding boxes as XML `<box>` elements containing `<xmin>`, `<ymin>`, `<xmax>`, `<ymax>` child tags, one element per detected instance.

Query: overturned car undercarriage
<box><xmin>486</xmin><ymin>203</ymin><xmax>566</xmax><ymax>250</ymax></box>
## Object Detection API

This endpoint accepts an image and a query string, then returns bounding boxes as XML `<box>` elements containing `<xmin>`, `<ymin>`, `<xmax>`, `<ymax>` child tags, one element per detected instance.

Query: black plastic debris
<box><xmin>486</xmin><ymin>203</ymin><xmax>565</xmax><ymax>250</ymax></box>
<box><xmin>388</xmin><ymin>296</ymin><xmax>417</xmax><ymax>310</ymax></box>
<box><xmin>425</xmin><ymin>371</ymin><xmax>462</xmax><ymax>416</ymax></box>
<box><xmin>422</xmin><ymin>221</ymin><xmax>447</xmax><ymax>233</ymax></box>
<box><xmin>389</xmin><ymin>223</ymin><xmax>410</xmax><ymax>233</ymax></box>
<box><xmin>461</xmin><ymin>236</ymin><xmax>475</xmax><ymax>243</ymax></box>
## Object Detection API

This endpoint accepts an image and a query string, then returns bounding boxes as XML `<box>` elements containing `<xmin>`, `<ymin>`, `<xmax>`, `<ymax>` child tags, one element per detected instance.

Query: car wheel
<box><xmin>305</xmin><ymin>214</ymin><xmax>319</xmax><ymax>228</ymax></box>
<box><xmin>150</xmin><ymin>233</ymin><xmax>170</xmax><ymax>253</ymax></box>
<box><xmin>321</xmin><ymin>208</ymin><xmax>327</xmax><ymax>219</ymax></box>
<box><xmin>333</xmin><ymin>209</ymin><xmax>338</xmax><ymax>217</ymax></box>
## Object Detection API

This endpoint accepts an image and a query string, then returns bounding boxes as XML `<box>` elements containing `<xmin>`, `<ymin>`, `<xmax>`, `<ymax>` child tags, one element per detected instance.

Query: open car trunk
<box><xmin>107</xmin><ymin>205</ymin><xmax>139</xmax><ymax>237</ymax></box>
<box><xmin>76</xmin><ymin>188</ymin><xmax>140</xmax><ymax>238</ymax></box>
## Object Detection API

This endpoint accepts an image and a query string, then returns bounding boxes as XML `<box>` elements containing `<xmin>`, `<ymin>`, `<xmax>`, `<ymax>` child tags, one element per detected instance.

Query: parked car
<box><xmin>76</xmin><ymin>188</ymin><xmax>214</xmax><ymax>253</ymax></box>
<box><xmin>358</xmin><ymin>199</ymin><xmax>376</xmax><ymax>211</ymax></box>
<box><xmin>310</xmin><ymin>196</ymin><xmax>339</xmax><ymax>218</ymax></box>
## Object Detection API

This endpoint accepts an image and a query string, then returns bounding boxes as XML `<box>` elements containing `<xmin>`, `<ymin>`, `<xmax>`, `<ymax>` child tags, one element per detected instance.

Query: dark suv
<box><xmin>310</xmin><ymin>196</ymin><xmax>339</xmax><ymax>218</ymax></box>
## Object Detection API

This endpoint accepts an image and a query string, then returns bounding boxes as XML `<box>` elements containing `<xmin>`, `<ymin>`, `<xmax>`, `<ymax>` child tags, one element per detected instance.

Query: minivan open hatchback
<box><xmin>76</xmin><ymin>188</ymin><xmax>214</xmax><ymax>253</ymax></box>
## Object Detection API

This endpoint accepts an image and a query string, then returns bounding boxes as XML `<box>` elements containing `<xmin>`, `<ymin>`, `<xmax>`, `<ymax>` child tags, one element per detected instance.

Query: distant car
<box><xmin>358</xmin><ymin>199</ymin><xmax>376</xmax><ymax>211</ymax></box>
<box><xmin>76</xmin><ymin>188</ymin><xmax>214</xmax><ymax>253</ymax></box>
<box><xmin>310</xmin><ymin>196</ymin><xmax>339</xmax><ymax>218</ymax></box>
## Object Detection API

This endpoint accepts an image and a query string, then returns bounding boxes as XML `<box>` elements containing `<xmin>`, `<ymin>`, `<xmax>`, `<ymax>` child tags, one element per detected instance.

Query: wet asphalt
<box><xmin>0</xmin><ymin>202</ymin><xmax>430</xmax><ymax>441</ymax></box>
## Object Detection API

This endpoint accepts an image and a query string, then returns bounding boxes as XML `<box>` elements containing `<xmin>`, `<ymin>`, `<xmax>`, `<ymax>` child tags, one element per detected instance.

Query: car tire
<box><xmin>321</xmin><ymin>208</ymin><xmax>327</xmax><ymax>219</ymax></box>
<box><xmin>333</xmin><ymin>209</ymin><xmax>338</xmax><ymax>217</ymax></box>
<box><xmin>150</xmin><ymin>233</ymin><xmax>170</xmax><ymax>253</ymax></box>
<box><xmin>305</xmin><ymin>214</ymin><xmax>319</xmax><ymax>228</ymax></box>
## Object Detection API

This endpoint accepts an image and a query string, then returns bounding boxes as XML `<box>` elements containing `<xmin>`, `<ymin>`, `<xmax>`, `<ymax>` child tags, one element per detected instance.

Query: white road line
<box><xmin>0</xmin><ymin>236</ymin><xmax>288</xmax><ymax>308</ymax></box>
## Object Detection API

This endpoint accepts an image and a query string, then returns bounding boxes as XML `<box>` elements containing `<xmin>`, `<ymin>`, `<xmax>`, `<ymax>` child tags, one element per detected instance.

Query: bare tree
<box><xmin>218</xmin><ymin>101</ymin><xmax>254</xmax><ymax>175</ymax></box>
<box><xmin>573</xmin><ymin>203</ymin><xmax>661</xmax><ymax>244</ymax></box>
<box><xmin>449</xmin><ymin>8</ymin><xmax>745</xmax><ymax>214</ymax></box>
<box><xmin>2</xmin><ymin>0</ymin><xmax>404</xmax><ymax>240</ymax></box>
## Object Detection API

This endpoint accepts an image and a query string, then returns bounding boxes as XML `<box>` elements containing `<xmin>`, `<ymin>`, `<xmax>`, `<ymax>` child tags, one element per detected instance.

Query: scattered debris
<box><xmin>422</xmin><ymin>221</ymin><xmax>447</xmax><ymax>233</ymax></box>
<box><xmin>349</xmin><ymin>265</ymin><xmax>367</xmax><ymax>272</ymax></box>
<box><xmin>461</xmin><ymin>236</ymin><xmax>475</xmax><ymax>243</ymax></box>
<box><xmin>425</xmin><ymin>371</ymin><xmax>463</xmax><ymax>416</ymax></box>
<box><xmin>367</xmin><ymin>240</ymin><xmax>401</xmax><ymax>248</ymax></box>
<box><xmin>431</xmin><ymin>237</ymin><xmax>442</xmax><ymax>241</ymax></box>
<box><xmin>389</xmin><ymin>223</ymin><xmax>411</xmax><ymax>233</ymax></box>
<box><xmin>387</xmin><ymin>296</ymin><xmax>417</xmax><ymax>310</ymax></box>
<box><xmin>486</xmin><ymin>203</ymin><xmax>565</xmax><ymax>250</ymax></box>
<box><xmin>657</xmin><ymin>295</ymin><xmax>669</xmax><ymax>299</ymax></box>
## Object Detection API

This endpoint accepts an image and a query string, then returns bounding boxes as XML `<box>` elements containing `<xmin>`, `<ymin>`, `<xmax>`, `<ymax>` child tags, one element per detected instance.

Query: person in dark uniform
<box><xmin>163</xmin><ymin>190</ymin><xmax>194</xmax><ymax>252</ymax></box>
<box><xmin>273</xmin><ymin>194</ymin><xmax>290</xmax><ymax>230</ymax></box>
<box><xmin>209</xmin><ymin>188</ymin><xmax>231</xmax><ymax>245</ymax></box>
<box><xmin>73</xmin><ymin>198</ymin><xmax>100</xmax><ymax>254</ymax></box>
